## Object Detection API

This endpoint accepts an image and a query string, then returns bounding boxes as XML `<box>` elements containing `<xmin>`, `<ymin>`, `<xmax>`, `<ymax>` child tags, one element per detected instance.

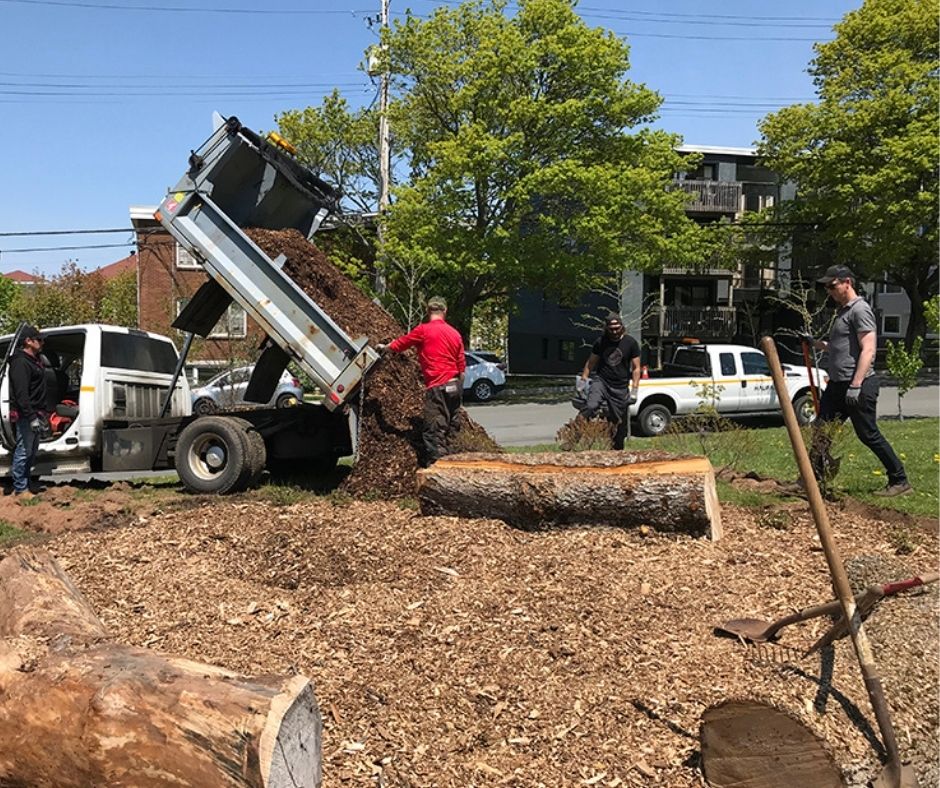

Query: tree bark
<box><xmin>0</xmin><ymin>547</ymin><xmax>321</xmax><ymax>788</ymax></box>
<box><xmin>417</xmin><ymin>451</ymin><xmax>722</xmax><ymax>539</ymax></box>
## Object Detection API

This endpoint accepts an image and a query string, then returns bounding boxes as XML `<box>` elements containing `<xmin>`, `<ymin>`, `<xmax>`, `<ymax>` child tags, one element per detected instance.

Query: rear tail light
<box><xmin>291</xmin><ymin>377</ymin><xmax>300</xmax><ymax>387</ymax></box>
<box><xmin>497</xmin><ymin>363</ymin><xmax>507</xmax><ymax>371</ymax></box>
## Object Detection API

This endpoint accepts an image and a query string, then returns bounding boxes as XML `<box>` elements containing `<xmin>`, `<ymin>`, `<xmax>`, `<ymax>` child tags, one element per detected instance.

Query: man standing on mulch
<box><xmin>579</xmin><ymin>313</ymin><xmax>641</xmax><ymax>450</ymax></box>
<box><xmin>9</xmin><ymin>325</ymin><xmax>48</xmax><ymax>500</ymax></box>
<box><xmin>379</xmin><ymin>297</ymin><xmax>466</xmax><ymax>467</ymax></box>
<box><xmin>808</xmin><ymin>265</ymin><xmax>912</xmax><ymax>497</ymax></box>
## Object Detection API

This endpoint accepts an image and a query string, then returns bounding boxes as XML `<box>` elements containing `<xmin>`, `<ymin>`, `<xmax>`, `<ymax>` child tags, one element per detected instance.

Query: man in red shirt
<box><xmin>378</xmin><ymin>296</ymin><xmax>466</xmax><ymax>465</ymax></box>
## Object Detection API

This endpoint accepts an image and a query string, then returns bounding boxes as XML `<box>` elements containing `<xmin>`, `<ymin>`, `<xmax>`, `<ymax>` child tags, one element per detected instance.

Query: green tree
<box><xmin>758</xmin><ymin>0</ymin><xmax>938</xmax><ymax>349</ymax></box>
<box><xmin>380</xmin><ymin>0</ymin><xmax>707</xmax><ymax>337</ymax></box>
<box><xmin>100</xmin><ymin>268</ymin><xmax>139</xmax><ymax>326</ymax></box>
<box><xmin>0</xmin><ymin>276</ymin><xmax>19</xmax><ymax>332</ymax></box>
<box><xmin>924</xmin><ymin>295</ymin><xmax>940</xmax><ymax>334</ymax></box>
<box><xmin>885</xmin><ymin>336</ymin><xmax>923</xmax><ymax>420</ymax></box>
<box><xmin>276</xmin><ymin>91</ymin><xmax>382</xmax><ymax>215</ymax></box>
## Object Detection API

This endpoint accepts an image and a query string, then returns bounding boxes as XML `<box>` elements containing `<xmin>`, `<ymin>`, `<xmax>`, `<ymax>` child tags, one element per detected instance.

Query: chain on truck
<box><xmin>0</xmin><ymin>116</ymin><xmax>381</xmax><ymax>494</ymax></box>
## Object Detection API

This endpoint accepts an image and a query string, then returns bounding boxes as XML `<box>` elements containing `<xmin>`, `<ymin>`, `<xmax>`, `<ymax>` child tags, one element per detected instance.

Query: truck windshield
<box><xmin>101</xmin><ymin>333</ymin><xmax>178</xmax><ymax>374</ymax></box>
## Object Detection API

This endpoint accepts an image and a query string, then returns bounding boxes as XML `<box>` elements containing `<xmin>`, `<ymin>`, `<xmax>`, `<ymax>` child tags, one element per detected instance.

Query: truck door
<box><xmin>738</xmin><ymin>350</ymin><xmax>778</xmax><ymax>412</ymax></box>
<box><xmin>713</xmin><ymin>351</ymin><xmax>743</xmax><ymax>412</ymax></box>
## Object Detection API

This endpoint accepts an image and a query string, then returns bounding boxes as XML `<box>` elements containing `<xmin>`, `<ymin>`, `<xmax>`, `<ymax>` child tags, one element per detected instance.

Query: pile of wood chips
<box><xmin>47</xmin><ymin>496</ymin><xmax>938</xmax><ymax>787</ymax></box>
<box><xmin>247</xmin><ymin>228</ymin><xmax>497</xmax><ymax>498</ymax></box>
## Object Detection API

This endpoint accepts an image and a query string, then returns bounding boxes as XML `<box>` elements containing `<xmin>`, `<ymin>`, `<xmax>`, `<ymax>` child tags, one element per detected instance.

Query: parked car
<box><xmin>464</xmin><ymin>351</ymin><xmax>506</xmax><ymax>402</ymax></box>
<box><xmin>192</xmin><ymin>366</ymin><xmax>303</xmax><ymax>416</ymax></box>
<box><xmin>470</xmin><ymin>350</ymin><xmax>507</xmax><ymax>371</ymax></box>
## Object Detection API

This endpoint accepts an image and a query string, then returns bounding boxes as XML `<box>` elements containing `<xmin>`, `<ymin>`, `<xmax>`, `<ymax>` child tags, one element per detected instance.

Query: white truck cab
<box><xmin>0</xmin><ymin>324</ymin><xmax>190</xmax><ymax>476</ymax></box>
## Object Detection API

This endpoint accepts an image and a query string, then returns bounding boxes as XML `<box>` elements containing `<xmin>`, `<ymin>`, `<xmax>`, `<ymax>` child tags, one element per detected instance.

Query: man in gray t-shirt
<box><xmin>808</xmin><ymin>265</ymin><xmax>911</xmax><ymax>496</ymax></box>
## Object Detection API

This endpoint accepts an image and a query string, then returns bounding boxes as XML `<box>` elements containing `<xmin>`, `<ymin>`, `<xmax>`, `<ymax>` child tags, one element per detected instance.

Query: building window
<box><xmin>881</xmin><ymin>315</ymin><xmax>901</xmax><ymax>335</ymax></box>
<box><xmin>176</xmin><ymin>244</ymin><xmax>202</xmax><ymax>270</ymax></box>
<box><xmin>558</xmin><ymin>339</ymin><xmax>576</xmax><ymax>362</ymax></box>
<box><xmin>875</xmin><ymin>282</ymin><xmax>903</xmax><ymax>295</ymax></box>
<box><xmin>176</xmin><ymin>299</ymin><xmax>247</xmax><ymax>338</ymax></box>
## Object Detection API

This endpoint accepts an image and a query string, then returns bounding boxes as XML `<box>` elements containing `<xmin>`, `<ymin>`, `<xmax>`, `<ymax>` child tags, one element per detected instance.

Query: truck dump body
<box><xmin>156</xmin><ymin>116</ymin><xmax>379</xmax><ymax>410</ymax></box>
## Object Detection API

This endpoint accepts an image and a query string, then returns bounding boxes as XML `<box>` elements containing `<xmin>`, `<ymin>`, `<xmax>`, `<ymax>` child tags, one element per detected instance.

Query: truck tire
<box><xmin>227</xmin><ymin>417</ymin><xmax>267</xmax><ymax>488</ymax></box>
<box><xmin>275</xmin><ymin>393</ymin><xmax>298</xmax><ymax>408</ymax></box>
<box><xmin>638</xmin><ymin>403</ymin><xmax>672</xmax><ymax>437</ymax></box>
<box><xmin>193</xmin><ymin>398</ymin><xmax>217</xmax><ymax>417</ymax></box>
<box><xmin>471</xmin><ymin>379</ymin><xmax>495</xmax><ymax>402</ymax></box>
<box><xmin>793</xmin><ymin>393</ymin><xmax>817</xmax><ymax>426</ymax></box>
<box><xmin>175</xmin><ymin>416</ymin><xmax>251</xmax><ymax>495</ymax></box>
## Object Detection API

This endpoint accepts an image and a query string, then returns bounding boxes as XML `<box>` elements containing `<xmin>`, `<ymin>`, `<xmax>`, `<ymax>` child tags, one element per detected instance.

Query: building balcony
<box><xmin>647</xmin><ymin>305</ymin><xmax>737</xmax><ymax>339</ymax></box>
<box><xmin>673</xmin><ymin>179</ymin><xmax>742</xmax><ymax>214</ymax></box>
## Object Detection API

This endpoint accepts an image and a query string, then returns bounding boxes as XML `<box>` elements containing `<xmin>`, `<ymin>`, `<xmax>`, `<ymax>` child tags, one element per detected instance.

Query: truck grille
<box><xmin>110</xmin><ymin>383</ymin><xmax>185</xmax><ymax>419</ymax></box>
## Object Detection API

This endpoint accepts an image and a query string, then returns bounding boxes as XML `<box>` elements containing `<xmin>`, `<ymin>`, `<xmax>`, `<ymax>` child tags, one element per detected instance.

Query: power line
<box><xmin>1</xmin><ymin>0</ymin><xmax>373</xmax><ymax>14</ymax></box>
<box><xmin>0</xmin><ymin>228</ymin><xmax>132</xmax><ymax>237</ymax></box>
<box><xmin>0</xmin><ymin>242</ymin><xmax>134</xmax><ymax>254</ymax></box>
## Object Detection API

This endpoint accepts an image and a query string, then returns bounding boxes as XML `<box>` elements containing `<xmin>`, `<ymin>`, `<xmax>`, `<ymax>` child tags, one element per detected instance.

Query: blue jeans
<box><xmin>12</xmin><ymin>419</ymin><xmax>40</xmax><ymax>493</ymax></box>
<box><xmin>811</xmin><ymin>377</ymin><xmax>907</xmax><ymax>485</ymax></box>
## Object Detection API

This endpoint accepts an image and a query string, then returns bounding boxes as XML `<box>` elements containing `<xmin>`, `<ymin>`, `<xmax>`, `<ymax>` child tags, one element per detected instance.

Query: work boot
<box><xmin>873</xmin><ymin>481</ymin><xmax>913</xmax><ymax>497</ymax></box>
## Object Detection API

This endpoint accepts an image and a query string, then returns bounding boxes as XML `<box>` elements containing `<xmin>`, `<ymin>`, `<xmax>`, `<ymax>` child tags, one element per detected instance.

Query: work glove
<box><xmin>845</xmin><ymin>386</ymin><xmax>861</xmax><ymax>407</ymax></box>
<box><xmin>627</xmin><ymin>389</ymin><xmax>638</xmax><ymax>406</ymax></box>
<box><xmin>376</xmin><ymin>343</ymin><xmax>390</xmax><ymax>354</ymax></box>
<box><xmin>28</xmin><ymin>417</ymin><xmax>41</xmax><ymax>431</ymax></box>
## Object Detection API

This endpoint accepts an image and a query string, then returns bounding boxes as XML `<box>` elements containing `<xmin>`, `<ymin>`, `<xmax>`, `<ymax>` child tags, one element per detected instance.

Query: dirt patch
<box><xmin>246</xmin><ymin>229</ymin><xmax>498</xmax><ymax>498</ymax></box>
<box><xmin>44</xmin><ymin>496</ymin><xmax>938</xmax><ymax>786</ymax></box>
<box><xmin>0</xmin><ymin>484</ymin><xmax>139</xmax><ymax>534</ymax></box>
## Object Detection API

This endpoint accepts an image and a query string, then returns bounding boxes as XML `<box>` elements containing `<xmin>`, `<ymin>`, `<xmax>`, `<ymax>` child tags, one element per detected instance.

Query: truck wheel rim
<box><xmin>476</xmin><ymin>382</ymin><xmax>492</xmax><ymax>400</ymax></box>
<box><xmin>798</xmin><ymin>400</ymin><xmax>816</xmax><ymax>423</ymax></box>
<box><xmin>189</xmin><ymin>435</ymin><xmax>228</xmax><ymax>479</ymax></box>
<box><xmin>649</xmin><ymin>411</ymin><xmax>667</xmax><ymax>432</ymax></box>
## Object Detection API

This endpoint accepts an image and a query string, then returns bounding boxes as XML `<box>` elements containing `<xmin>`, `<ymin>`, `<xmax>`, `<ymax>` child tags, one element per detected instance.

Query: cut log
<box><xmin>416</xmin><ymin>451</ymin><xmax>722</xmax><ymax>539</ymax></box>
<box><xmin>0</xmin><ymin>547</ymin><xmax>321</xmax><ymax>788</ymax></box>
<box><xmin>700</xmin><ymin>700</ymin><xmax>846</xmax><ymax>788</ymax></box>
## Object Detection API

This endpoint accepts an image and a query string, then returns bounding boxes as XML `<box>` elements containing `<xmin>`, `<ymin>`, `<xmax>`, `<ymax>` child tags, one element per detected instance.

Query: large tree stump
<box><xmin>417</xmin><ymin>451</ymin><xmax>722</xmax><ymax>539</ymax></box>
<box><xmin>701</xmin><ymin>700</ymin><xmax>846</xmax><ymax>787</ymax></box>
<box><xmin>0</xmin><ymin>547</ymin><xmax>321</xmax><ymax>788</ymax></box>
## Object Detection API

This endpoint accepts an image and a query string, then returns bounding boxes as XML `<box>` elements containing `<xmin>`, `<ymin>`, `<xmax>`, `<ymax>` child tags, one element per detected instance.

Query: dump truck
<box><xmin>0</xmin><ymin>117</ymin><xmax>380</xmax><ymax>494</ymax></box>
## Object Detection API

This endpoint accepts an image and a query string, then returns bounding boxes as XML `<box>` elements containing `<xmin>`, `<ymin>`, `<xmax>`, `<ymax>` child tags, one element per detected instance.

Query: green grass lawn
<box><xmin>511</xmin><ymin>418</ymin><xmax>939</xmax><ymax>518</ymax></box>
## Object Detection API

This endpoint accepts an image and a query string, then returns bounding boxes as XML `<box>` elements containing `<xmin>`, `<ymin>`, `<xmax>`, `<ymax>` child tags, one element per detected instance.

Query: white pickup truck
<box><xmin>629</xmin><ymin>343</ymin><xmax>826</xmax><ymax>436</ymax></box>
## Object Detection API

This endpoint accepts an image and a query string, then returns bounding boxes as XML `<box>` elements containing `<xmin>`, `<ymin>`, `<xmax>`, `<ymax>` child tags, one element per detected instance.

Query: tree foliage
<box><xmin>5</xmin><ymin>263</ymin><xmax>138</xmax><ymax>331</ymax></box>
<box><xmin>758</xmin><ymin>0</ymin><xmax>938</xmax><ymax>348</ymax></box>
<box><xmin>378</xmin><ymin>0</ymin><xmax>706</xmax><ymax>336</ymax></box>
<box><xmin>885</xmin><ymin>336</ymin><xmax>923</xmax><ymax>420</ymax></box>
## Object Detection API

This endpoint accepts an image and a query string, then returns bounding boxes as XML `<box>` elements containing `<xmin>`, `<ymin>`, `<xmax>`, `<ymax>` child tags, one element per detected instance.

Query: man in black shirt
<box><xmin>9</xmin><ymin>325</ymin><xmax>47</xmax><ymax>499</ymax></box>
<box><xmin>579</xmin><ymin>313</ymin><xmax>641</xmax><ymax>449</ymax></box>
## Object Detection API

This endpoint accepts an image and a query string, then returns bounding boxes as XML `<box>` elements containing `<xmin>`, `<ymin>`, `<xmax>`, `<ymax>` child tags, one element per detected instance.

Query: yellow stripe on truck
<box><xmin>80</xmin><ymin>386</ymin><xmax>95</xmax><ymax>392</ymax></box>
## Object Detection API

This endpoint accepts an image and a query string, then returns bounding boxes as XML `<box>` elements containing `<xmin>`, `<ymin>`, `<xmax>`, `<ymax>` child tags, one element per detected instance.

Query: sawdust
<box><xmin>31</xmin><ymin>492</ymin><xmax>939</xmax><ymax>787</ymax></box>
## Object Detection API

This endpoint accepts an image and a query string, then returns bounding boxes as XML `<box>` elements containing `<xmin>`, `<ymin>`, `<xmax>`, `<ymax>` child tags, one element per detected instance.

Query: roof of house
<box><xmin>95</xmin><ymin>253</ymin><xmax>137</xmax><ymax>280</ymax></box>
<box><xmin>3</xmin><ymin>270</ymin><xmax>39</xmax><ymax>284</ymax></box>
<box><xmin>677</xmin><ymin>144</ymin><xmax>758</xmax><ymax>157</ymax></box>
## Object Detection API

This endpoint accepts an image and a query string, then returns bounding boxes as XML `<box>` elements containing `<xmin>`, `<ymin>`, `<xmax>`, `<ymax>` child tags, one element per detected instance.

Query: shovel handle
<box><xmin>880</xmin><ymin>571</ymin><xmax>939</xmax><ymax>597</ymax></box>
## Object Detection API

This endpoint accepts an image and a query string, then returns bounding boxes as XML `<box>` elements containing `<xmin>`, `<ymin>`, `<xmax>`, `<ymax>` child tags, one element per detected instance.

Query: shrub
<box><xmin>556</xmin><ymin>415</ymin><xmax>615</xmax><ymax>451</ymax></box>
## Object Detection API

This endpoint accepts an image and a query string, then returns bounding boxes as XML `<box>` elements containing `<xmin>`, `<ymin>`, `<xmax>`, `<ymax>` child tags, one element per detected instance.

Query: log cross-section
<box><xmin>0</xmin><ymin>547</ymin><xmax>322</xmax><ymax>788</ymax></box>
<box><xmin>417</xmin><ymin>451</ymin><xmax>722</xmax><ymax>539</ymax></box>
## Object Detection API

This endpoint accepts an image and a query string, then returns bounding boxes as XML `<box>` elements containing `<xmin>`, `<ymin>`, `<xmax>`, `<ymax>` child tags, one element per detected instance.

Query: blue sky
<box><xmin>0</xmin><ymin>0</ymin><xmax>859</xmax><ymax>277</ymax></box>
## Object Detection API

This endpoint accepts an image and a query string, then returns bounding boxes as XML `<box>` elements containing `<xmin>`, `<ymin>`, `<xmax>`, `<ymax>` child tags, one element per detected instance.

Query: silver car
<box><xmin>191</xmin><ymin>365</ymin><xmax>304</xmax><ymax>416</ymax></box>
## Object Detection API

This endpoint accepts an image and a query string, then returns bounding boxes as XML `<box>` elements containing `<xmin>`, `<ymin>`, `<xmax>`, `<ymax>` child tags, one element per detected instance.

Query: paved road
<box><xmin>466</xmin><ymin>384</ymin><xmax>940</xmax><ymax>447</ymax></box>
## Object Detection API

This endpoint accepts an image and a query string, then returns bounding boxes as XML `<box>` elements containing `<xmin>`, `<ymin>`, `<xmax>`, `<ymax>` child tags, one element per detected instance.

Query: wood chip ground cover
<box><xmin>42</xmin><ymin>496</ymin><xmax>938</xmax><ymax>787</ymax></box>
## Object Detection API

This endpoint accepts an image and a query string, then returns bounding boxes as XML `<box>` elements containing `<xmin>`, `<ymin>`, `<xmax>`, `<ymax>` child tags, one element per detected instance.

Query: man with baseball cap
<box><xmin>579</xmin><ymin>312</ymin><xmax>642</xmax><ymax>450</ymax></box>
<box><xmin>9</xmin><ymin>325</ymin><xmax>48</xmax><ymax>499</ymax></box>
<box><xmin>805</xmin><ymin>265</ymin><xmax>911</xmax><ymax>496</ymax></box>
<box><xmin>377</xmin><ymin>296</ymin><xmax>466</xmax><ymax>466</ymax></box>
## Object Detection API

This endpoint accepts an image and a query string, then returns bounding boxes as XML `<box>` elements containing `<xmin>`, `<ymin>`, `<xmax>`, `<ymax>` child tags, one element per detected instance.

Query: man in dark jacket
<box><xmin>378</xmin><ymin>296</ymin><xmax>466</xmax><ymax>466</ymax></box>
<box><xmin>580</xmin><ymin>313</ymin><xmax>642</xmax><ymax>450</ymax></box>
<box><xmin>9</xmin><ymin>325</ymin><xmax>47</xmax><ymax>498</ymax></box>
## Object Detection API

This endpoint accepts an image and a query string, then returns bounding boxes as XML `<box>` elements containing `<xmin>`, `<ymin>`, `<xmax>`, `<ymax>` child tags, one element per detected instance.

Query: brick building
<box><xmin>130</xmin><ymin>206</ymin><xmax>262</xmax><ymax>382</ymax></box>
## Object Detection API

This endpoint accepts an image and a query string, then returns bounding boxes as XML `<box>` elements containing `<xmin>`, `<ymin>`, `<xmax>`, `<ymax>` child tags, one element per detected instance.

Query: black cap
<box><xmin>817</xmin><ymin>265</ymin><xmax>855</xmax><ymax>285</ymax></box>
<box><xmin>605</xmin><ymin>312</ymin><xmax>623</xmax><ymax>325</ymax></box>
<box><xmin>20</xmin><ymin>325</ymin><xmax>42</xmax><ymax>342</ymax></box>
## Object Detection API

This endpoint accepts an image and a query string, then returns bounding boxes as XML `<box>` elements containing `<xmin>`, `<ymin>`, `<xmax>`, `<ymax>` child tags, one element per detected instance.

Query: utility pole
<box><xmin>375</xmin><ymin>0</ymin><xmax>391</xmax><ymax>295</ymax></box>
